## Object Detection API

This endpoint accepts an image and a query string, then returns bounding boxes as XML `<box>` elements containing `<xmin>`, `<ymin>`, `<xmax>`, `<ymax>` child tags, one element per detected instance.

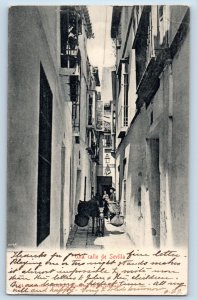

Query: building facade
<box><xmin>96</xmin><ymin>67</ymin><xmax>116</xmax><ymax>196</ymax></box>
<box><xmin>7</xmin><ymin>6</ymin><xmax>100</xmax><ymax>249</ymax></box>
<box><xmin>111</xmin><ymin>6</ymin><xmax>189</xmax><ymax>248</ymax></box>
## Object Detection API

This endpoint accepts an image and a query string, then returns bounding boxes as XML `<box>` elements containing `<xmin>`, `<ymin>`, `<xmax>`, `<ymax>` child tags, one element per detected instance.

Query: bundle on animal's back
<box><xmin>74</xmin><ymin>200</ymin><xmax>89</xmax><ymax>227</ymax></box>
<box><xmin>74</xmin><ymin>199</ymin><xmax>99</xmax><ymax>227</ymax></box>
<box><xmin>74</xmin><ymin>214</ymin><xmax>89</xmax><ymax>227</ymax></box>
<box><xmin>77</xmin><ymin>200</ymin><xmax>89</xmax><ymax>217</ymax></box>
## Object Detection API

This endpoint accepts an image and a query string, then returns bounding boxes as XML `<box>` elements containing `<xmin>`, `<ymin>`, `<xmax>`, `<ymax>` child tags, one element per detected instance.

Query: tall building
<box><xmin>96</xmin><ymin>67</ymin><xmax>116</xmax><ymax>196</ymax></box>
<box><xmin>111</xmin><ymin>6</ymin><xmax>189</xmax><ymax>247</ymax></box>
<box><xmin>7</xmin><ymin>6</ymin><xmax>100</xmax><ymax>249</ymax></box>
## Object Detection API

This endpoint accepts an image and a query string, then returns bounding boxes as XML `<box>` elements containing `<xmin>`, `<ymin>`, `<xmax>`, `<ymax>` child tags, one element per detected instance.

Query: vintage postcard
<box><xmin>7</xmin><ymin>5</ymin><xmax>189</xmax><ymax>295</ymax></box>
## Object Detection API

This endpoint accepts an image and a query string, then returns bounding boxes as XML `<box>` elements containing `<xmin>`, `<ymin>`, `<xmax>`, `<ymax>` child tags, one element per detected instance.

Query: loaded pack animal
<box><xmin>75</xmin><ymin>198</ymin><xmax>100</xmax><ymax>235</ymax></box>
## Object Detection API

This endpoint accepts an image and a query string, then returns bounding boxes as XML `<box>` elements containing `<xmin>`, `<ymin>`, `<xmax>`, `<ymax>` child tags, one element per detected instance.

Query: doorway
<box><xmin>97</xmin><ymin>176</ymin><xmax>112</xmax><ymax>197</ymax></box>
<box><xmin>75</xmin><ymin>169</ymin><xmax>81</xmax><ymax>208</ymax></box>
<box><xmin>37</xmin><ymin>64</ymin><xmax>53</xmax><ymax>246</ymax></box>
<box><xmin>148</xmin><ymin>139</ymin><xmax>160</xmax><ymax>247</ymax></box>
<box><xmin>60</xmin><ymin>144</ymin><xmax>65</xmax><ymax>248</ymax></box>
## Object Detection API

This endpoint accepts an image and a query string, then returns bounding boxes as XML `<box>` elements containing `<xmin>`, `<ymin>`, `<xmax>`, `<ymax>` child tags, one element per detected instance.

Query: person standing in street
<box><xmin>102</xmin><ymin>190</ymin><xmax>109</xmax><ymax>219</ymax></box>
<box><xmin>109</xmin><ymin>188</ymin><xmax>116</xmax><ymax>202</ymax></box>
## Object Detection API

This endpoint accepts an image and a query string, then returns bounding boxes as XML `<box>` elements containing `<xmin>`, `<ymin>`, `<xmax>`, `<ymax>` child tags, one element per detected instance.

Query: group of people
<box><xmin>95</xmin><ymin>188</ymin><xmax>116</xmax><ymax>219</ymax></box>
<box><xmin>75</xmin><ymin>188</ymin><xmax>120</xmax><ymax>234</ymax></box>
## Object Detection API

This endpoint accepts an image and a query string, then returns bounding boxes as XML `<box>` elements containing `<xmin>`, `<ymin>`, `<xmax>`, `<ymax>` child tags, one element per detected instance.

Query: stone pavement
<box><xmin>66</xmin><ymin>218</ymin><xmax>134</xmax><ymax>250</ymax></box>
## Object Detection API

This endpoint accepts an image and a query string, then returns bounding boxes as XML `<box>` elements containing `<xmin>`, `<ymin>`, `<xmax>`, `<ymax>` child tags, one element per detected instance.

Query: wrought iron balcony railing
<box><xmin>117</xmin><ymin>105</ymin><xmax>129</xmax><ymax>138</ymax></box>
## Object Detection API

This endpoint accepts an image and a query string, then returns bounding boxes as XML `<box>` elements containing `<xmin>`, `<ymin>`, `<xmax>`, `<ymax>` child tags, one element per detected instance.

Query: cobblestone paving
<box><xmin>66</xmin><ymin>219</ymin><xmax>134</xmax><ymax>249</ymax></box>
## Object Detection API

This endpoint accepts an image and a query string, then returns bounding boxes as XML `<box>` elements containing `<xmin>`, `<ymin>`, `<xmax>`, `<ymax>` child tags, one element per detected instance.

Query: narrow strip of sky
<box><xmin>87</xmin><ymin>6</ymin><xmax>115</xmax><ymax>80</ymax></box>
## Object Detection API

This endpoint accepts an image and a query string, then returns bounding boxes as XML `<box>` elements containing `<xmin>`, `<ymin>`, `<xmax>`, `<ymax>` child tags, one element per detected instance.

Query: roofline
<box><xmin>80</xmin><ymin>6</ymin><xmax>94</xmax><ymax>39</ymax></box>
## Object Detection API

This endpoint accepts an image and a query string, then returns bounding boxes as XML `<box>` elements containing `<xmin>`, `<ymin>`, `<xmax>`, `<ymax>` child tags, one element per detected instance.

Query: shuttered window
<box><xmin>37</xmin><ymin>64</ymin><xmax>53</xmax><ymax>246</ymax></box>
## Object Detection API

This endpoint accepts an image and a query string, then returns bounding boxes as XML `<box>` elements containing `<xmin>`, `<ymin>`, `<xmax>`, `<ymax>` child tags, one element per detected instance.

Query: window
<box><xmin>70</xmin><ymin>75</ymin><xmax>79</xmax><ymax>102</ymax></box>
<box><xmin>138</xmin><ymin>187</ymin><xmax>142</xmax><ymax>207</ymax></box>
<box><xmin>150</xmin><ymin>111</ymin><xmax>153</xmax><ymax>125</ymax></box>
<box><xmin>123</xmin><ymin>158</ymin><xmax>127</xmax><ymax>177</ymax></box>
<box><xmin>70</xmin><ymin>76</ymin><xmax>80</xmax><ymax>132</ymax></box>
<box><xmin>118</xmin><ymin>61</ymin><xmax>129</xmax><ymax>137</ymax></box>
<box><xmin>97</xmin><ymin>91</ymin><xmax>101</xmax><ymax>101</ymax></box>
<box><xmin>103</xmin><ymin>134</ymin><xmax>112</xmax><ymax>147</ymax></box>
<box><xmin>88</xmin><ymin>96</ymin><xmax>93</xmax><ymax>125</ymax></box>
<box><xmin>123</xmin><ymin>72</ymin><xmax>129</xmax><ymax>127</ymax></box>
<box><xmin>118</xmin><ymin>66</ymin><xmax>122</xmax><ymax>96</ymax></box>
<box><xmin>37</xmin><ymin>64</ymin><xmax>53</xmax><ymax>246</ymax></box>
<box><xmin>75</xmin><ymin>136</ymin><xmax>80</xmax><ymax>144</ymax></box>
<box><xmin>72</xmin><ymin>102</ymin><xmax>80</xmax><ymax>132</ymax></box>
<box><xmin>60</xmin><ymin>7</ymin><xmax>82</xmax><ymax>68</ymax></box>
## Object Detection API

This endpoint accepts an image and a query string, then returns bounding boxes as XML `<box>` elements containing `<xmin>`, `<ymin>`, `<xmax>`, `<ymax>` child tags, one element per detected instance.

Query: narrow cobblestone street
<box><xmin>7</xmin><ymin>3</ymin><xmax>189</xmax><ymax>253</ymax></box>
<box><xmin>66</xmin><ymin>219</ymin><xmax>134</xmax><ymax>249</ymax></box>
<box><xmin>5</xmin><ymin>4</ymin><xmax>190</xmax><ymax>297</ymax></box>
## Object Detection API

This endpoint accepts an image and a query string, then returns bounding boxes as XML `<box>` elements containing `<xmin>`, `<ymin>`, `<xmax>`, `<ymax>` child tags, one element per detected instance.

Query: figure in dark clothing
<box><xmin>95</xmin><ymin>193</ymin><xmax>103</xmax><ymax>207</ymax></box>
<box><xmin>88</xmin><ymin>198</ymin><xmax>100</xmax><ymax>219</ymax></box>
<box><xmin>109</xmin><ymin>188</ymin><xmax>116</xmax><ymax>202</ymax></box>
<box><xmin>87</xmin><ymin>198</ymin><xmax>100</xmax><ymax>234</ymax></box>
<box><xmin>102</xmin><ymin>190</ymin><xmax>109</xmax><ymax>218</ymax></box>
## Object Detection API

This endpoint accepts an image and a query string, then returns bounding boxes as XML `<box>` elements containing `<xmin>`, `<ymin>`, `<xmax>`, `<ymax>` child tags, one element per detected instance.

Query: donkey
<box><xmin>77</xmin><ymin>198</ymin><xmax>100</xmax><ymax>234</ymax></box>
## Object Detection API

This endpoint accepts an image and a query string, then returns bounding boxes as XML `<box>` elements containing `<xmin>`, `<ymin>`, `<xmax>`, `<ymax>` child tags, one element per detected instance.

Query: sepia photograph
<box><xmin>6</xmin><ymin>5</ymin><xmax>189</xmax><ymax>295</ymax></box>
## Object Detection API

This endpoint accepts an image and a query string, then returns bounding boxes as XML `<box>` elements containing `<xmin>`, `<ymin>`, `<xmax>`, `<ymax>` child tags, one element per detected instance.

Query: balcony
<box><xmin>86</xmin><ymin>93</ymin><xmax>96</xmax><ymax>130</ymax></box>
<box><xmin>133</xmin><ymin>6</ymin><xmax>171</xmax><ymax>108</ymax></box>
<box><xmin>61</xmin><ymin>47</ymin><xmax>79</xmax><ymax>67</ymax></box>
<box><xmin>60</xmin><ymin>48</ymin><xmax>80</xmax><ymax>77</ymax></box>
<box><xmin>136</xmin><ymin>48</ymin><xmax>170</xmax><ymax>108</ymax></box>
<box><xmin>59</xmin><ymin>49</ymin><xmax>80</xmax><ymax>98</ymax></box>
<box><xmin>60</xmin><ymin>6</ymin><xmax>81</xmax><ymax>73</ymax></box>
<box><xmin>117</xmin><ymin>106</ymin><xmax>129</xmax><ymax>138</ymax></box>
<box><xmin>86</xmin><ymin>142</ymin><xmax>99</xmax><ymax>164</ymax></box>
<box><xmin>86</xmin><ymin>129</ymin><xmax>97</xmax><ymax>158</ymax></box>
